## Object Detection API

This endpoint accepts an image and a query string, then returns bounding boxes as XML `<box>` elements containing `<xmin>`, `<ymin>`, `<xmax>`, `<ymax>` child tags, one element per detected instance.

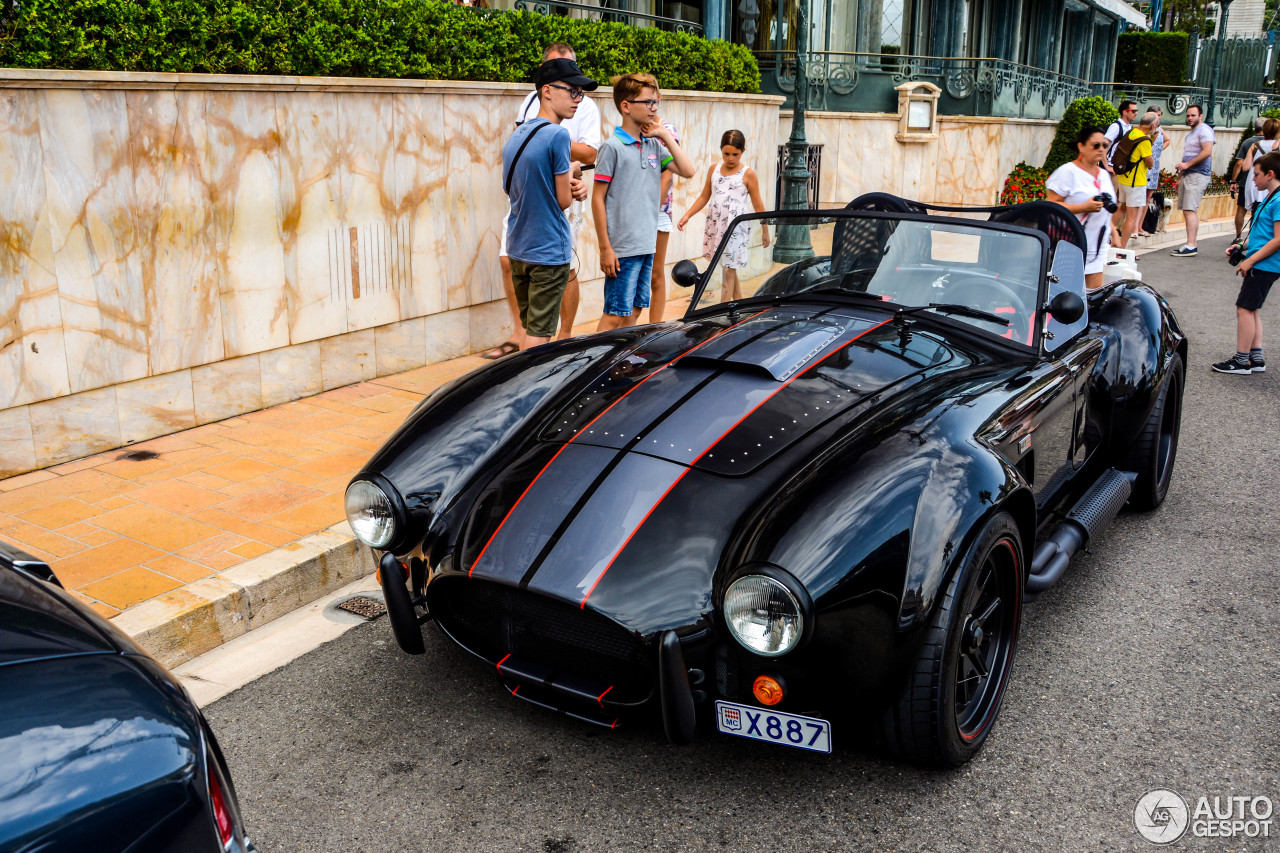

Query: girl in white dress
<box><xmin>678</xmin><ymin>130</ymin><xmax>770</xmax><ymax>302</ymax></box>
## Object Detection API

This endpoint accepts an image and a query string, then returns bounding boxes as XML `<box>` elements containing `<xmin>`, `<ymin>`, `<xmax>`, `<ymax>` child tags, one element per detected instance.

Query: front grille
<box><xmin>429</xmin><ymin>577</ymin><xmax>654</xmax><ymax>703</ymax></box>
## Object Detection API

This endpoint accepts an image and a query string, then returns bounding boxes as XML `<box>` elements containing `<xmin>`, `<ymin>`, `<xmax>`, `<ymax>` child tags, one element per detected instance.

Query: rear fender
<box><xmin>1089</xmin><ymin>283</ymin><xmax>1185</xmax><ymax>459</ymax></box>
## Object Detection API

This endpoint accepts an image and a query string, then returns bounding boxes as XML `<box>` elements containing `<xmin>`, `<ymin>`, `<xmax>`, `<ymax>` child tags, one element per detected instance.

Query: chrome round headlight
<box><xmin>723</xmin><ymin>575</ymin><xmax>804</xmax><ymax>657</ymax></box>
<box><xmin>345</xmin><ymin>480</ymin><xmax>397</xmax><ymax>549</ymax></box>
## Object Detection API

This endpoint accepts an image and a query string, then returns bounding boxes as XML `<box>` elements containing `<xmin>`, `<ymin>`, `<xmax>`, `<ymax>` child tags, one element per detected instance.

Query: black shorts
<box><xmin>1237</xmin><ymin>268</ymin><xmax>1279</xmax><ymax>311</ymax></box>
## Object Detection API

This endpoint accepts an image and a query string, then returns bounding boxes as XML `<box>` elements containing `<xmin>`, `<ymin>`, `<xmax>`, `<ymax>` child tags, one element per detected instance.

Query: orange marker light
<box><xmin>753</xmin><ymin>675</ymin><xmax>785</xmax><ymax>706</ymax></box>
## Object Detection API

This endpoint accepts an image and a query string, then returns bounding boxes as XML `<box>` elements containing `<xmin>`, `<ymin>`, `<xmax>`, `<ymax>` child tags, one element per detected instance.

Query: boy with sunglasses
<box><xmin>593</xmin><ymin>73</ymin><xmax>696</xmax><ymax>331</ymax></box>
<box><xmin>501</xmin><ymin>58</ymin><xmax>598</xmax><ymax>349</ymax></box>
<box><xmin>488</xmin><ymin>43</ymin><xmax>601</xmax><ymax>358</ymax></box>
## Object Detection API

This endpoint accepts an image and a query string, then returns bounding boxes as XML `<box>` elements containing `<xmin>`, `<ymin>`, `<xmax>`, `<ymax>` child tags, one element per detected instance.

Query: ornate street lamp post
<box><xmin>773</xmin><ymin>0</ymin><xmax>814</xmax><ymax>263</ymax></box>
<box><xmin>1206</xmin><ymin>0</ymin><xmax>1233</xmax><ymax>125</ymax></box>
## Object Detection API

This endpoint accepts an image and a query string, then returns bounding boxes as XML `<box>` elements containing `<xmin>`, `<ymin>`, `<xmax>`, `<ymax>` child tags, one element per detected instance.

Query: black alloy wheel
<box><xmin>953</xmin><ymin>534</ymin><xmax>1020</xmax><ymax>741</ymax></box>
<box><xmin>881</xmin><ymin>511</ymin><xmax>1023</xmax><ymax>767</ymax></box>
<box><xmin>1125</xmin><ymin>352</ymin><xmax>1184</xmax><ymax>510</ymax></box>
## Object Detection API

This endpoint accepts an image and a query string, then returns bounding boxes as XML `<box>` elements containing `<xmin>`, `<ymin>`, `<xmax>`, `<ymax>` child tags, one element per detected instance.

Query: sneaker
<box><xmin>1212</xmin><ymin>356</ymin><xmax>1254</xmax><ymax>374</ymax></box>
<box><xmin>1252</xmin><ymin>356</ymin><xmax>1266</xmax><ymax>373</ymax></box>
<box><xmin>1171</xmin><ymin>246</ymin><xmax>1198</xmax><ymax>257</ymax></box>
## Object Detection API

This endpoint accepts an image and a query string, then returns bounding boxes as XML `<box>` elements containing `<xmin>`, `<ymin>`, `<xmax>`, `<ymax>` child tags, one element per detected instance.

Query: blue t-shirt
<box><xmin>1246</xmin><ymin>192</ymin><xmax>1280</xmax><ymax>273</ymax></box>
<box><xmin>502</xmin><ymin>118</ymin><xmax>572</xmax><ymax>265</ymax></box>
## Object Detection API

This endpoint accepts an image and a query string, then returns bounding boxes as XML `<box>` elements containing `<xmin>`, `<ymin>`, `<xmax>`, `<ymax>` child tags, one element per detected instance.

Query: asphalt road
<box><xmin>208</xmin><ymin>235</ymin><xmax>1280</xmax><ymax>852</ymax></box>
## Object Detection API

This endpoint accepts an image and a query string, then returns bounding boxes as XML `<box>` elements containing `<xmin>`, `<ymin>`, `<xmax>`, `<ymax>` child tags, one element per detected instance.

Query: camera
<box><xmin>1228</xmin><ymin>241</ymin><xmax>1247</xmax><ymax>266</ymax></box>
<box><xmin>1093</xmin><ymin>192</ymin><xmax>1118</xmax><ymax>214</ymax></box>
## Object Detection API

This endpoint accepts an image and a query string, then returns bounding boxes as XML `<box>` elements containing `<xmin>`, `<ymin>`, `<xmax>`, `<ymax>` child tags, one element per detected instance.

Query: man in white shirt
<box><xmin>484</xmin><ymin>42</ymin><xmax>602</xmax><ymax>358</ymax></box>
<box><xmin>1104</xmin><ymin>100</ymin><xmax>1138</xmax><ymax>227</ymax></box>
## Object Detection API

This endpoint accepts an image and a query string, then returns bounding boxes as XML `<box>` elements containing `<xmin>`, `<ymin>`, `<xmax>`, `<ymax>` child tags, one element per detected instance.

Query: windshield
<box><xmin>687</xmin><ymin>212</ymin><xmax>1046</xmax><ymax>346</ymax></box>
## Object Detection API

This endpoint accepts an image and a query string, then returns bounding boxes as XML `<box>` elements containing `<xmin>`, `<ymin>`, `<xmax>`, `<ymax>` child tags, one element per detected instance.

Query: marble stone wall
<box><xmin>796</xmin><ymin>112</ymin><xmax>1059</xmax><ymax>207</ymax></box>
<box><xmin>0</xmin><ymin>69</ymin><xmax>783</xmax><ymax>477</ymax></box>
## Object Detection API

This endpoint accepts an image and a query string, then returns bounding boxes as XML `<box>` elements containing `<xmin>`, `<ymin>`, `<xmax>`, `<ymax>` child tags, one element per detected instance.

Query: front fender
<box><xmin>740</xmin><ymin>400</ymin><xmax>1030</xmax><ymax>692</ymax></box>
<box><xmin>355</xmin><ymin>331</ymin><xmax>644</xmax><ymax>555</ymax></box>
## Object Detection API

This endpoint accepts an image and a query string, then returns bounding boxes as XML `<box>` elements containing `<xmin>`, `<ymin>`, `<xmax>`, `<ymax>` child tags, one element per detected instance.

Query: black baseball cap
<box><xmin>532</xmin><ymin>58</ymin><xmax>598</xmax><ymax>91</ymax></box>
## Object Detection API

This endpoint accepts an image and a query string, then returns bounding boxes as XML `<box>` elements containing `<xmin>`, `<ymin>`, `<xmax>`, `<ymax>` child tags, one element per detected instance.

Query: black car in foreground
<box><xmin>346</xmin><ymin>195</ymin><xmax>1185</xmax><ymax>766</ymax></box>
<box><xmin>0</xmin><ymin>540</ymin><xmax>257</xmax><ymax>852</ymax></box>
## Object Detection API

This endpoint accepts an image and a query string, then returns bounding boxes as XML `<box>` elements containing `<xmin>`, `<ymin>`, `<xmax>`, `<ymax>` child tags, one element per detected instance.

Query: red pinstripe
<box><xmin>578</xmin><ymin>317</ymin><xmax>891</xmax><ymax>608</ymax></box>
<box><xmin>468</xmin><ymin>309</ymin><xmax>772</xmax><ymax>578</ymax></box>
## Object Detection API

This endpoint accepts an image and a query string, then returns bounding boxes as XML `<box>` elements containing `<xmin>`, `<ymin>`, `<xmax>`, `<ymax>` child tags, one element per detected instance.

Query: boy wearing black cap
<box><xmin>501</xmin><ymin>58</ymin><xmax>598</xmax><ymax>348</ymax></box>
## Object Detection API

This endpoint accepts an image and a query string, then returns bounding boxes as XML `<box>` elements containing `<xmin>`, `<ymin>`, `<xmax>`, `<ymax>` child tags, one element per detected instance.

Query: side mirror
<box><xmin>1046</xmin><ymin>291</ymin><xmax>1085</xmax><ymax>325</ymax></box>
<box><xmin>0</xmin><ymin>538</ymin><xmax>60</xmax><ymax>587</ymax></box>
<box><xmin>671</xmin><ymin>259</ymin><xmax>701</xmax><ymax>288</ymax></box>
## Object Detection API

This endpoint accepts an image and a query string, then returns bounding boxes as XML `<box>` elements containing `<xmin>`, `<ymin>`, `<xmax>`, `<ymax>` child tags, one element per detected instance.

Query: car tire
<box><xmin>880</xmin><ymin>511</ymin><xmax>1023</xmax><ymax>767</ymax></box>
<box><xmin>1123</xmin><ymin>353</ymin><xmax>1183</xmax><ymax>511</ymax></box>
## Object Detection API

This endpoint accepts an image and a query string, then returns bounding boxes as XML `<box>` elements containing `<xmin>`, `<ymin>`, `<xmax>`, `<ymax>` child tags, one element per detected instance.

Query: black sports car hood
<box><xmin>462</xmin><ymin>305</ymin><xmax>980</xmax><ymax>633</ymax></box>
<box><xmin>538</xmin><ymin>307</ymin><xmax>957</xmax><ymax>475</ymax></box>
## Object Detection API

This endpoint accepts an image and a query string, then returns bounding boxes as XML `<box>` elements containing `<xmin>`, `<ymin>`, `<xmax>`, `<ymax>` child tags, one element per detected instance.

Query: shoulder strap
<box><xmin>503</xmin><ymin>120</ymin><xmax>551</xmax><ymax>196</ymax></box>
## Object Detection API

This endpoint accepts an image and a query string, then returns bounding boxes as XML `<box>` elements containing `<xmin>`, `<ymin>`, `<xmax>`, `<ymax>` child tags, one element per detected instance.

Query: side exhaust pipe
<box><xmin>1026</xmin><ymin>469</ymin><xmax>1136</xmax><ymax>599</ymax></box>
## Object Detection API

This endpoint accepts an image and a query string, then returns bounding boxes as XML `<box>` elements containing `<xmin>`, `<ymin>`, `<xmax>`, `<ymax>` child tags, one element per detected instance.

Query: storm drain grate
<box><xmin>336</xmin><ymin>596</ymin><xmax>387</xmax><ymax>619</ymax></box>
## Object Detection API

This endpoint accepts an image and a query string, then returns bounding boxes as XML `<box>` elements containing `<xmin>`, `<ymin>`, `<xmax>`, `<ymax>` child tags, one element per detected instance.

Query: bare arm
<box><xmin>743</xmin><ymin>168</ymin><xmax>770</xmax><ymax>247</ymax></box>
<box><xmin>554</xmin><ymin>171</ymin><xmax>572</xmax><ymax>210</ymax></box>
<box><xmin>571</xmin><ymin>142</ymin><xmax>597</xmax><ymax>166</ymax></box>
<box><xmin>1177</xmin><ymin>140</ymin><xmax>1214</xmax><ymax>171</ymax></box>
<box><xmin>592</xmin><ymin>179</ymin><xmax>619</xmax><ymax>277</ymax></box>
<box><xmin>1046</xmin><ymin>189</ymin><xmax>1104</xmax><ymax>217</ymax></box>
<box><xmin>1238</xmin><ymin>230</ymin><xmax>1280</xmax><ymax>275</ymax></box>
<box><xmin>647</xmin><ymin>122</ymin><xmax>695</xmax><ymax>178</ymax></box>
<box><xmin>1188</xmin><ymin>140</ymin><xmax>1214</xmax><ymax>168</ymax></box>
<box><xmin>677</xmin><ymin>166</ymin><xmax>715</xmax><ymax>230</ymax></box>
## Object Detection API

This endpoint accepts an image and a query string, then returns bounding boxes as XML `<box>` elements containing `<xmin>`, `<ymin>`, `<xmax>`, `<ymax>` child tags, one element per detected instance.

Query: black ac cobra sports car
<box><xmin>345</xmin><ymin>194</ymin><xmax>1185</xmax><ymax>766</ymax></box>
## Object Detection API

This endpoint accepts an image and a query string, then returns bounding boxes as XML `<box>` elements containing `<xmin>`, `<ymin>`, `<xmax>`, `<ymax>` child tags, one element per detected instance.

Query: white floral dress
<box><xmin>702</xmin><ymin>164</ymin><xmax>752</xmax><ymax>269</ymax></box>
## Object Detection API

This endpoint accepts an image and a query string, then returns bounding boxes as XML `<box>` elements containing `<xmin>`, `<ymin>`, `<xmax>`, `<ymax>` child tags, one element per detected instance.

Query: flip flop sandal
<box><xmin>480</xmin><ymin>341</ymin><xmax>519</xmax><ymax>360</ymax></box>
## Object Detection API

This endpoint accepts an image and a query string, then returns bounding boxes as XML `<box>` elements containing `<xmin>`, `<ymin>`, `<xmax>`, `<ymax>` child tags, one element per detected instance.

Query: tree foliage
<box><xmin>1042</xmin><ymin>96</ymin><xmax>1121</xmax><ymax>174</ymax></box>
<box><xmin>1114</xmin><ymin>31</ymin><xmax>1189</xmax><ymax>87</ymax></box>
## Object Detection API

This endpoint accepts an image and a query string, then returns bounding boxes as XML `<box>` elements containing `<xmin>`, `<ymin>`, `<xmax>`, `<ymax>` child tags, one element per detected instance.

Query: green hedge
<box><xmin>0</xmin><ymin>0</ymin><xmax>761</xmax><ymax>93</ymax></box>
<box><xmin>1114</xmin><ymin>31</ymin><xmax>1188</xmax><ymax>87</ymax></box>
<box><xmin>1042</xmin><ymin>96</ymin><xmax>1121</xmax><ymax>174</ymax></box>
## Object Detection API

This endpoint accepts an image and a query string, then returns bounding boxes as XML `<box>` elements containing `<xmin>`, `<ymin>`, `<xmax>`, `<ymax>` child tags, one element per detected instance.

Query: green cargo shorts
<box><xmin>510</xmin><ymin>259</ymin><xmax>570</xmax><ymax>339</ymax></box>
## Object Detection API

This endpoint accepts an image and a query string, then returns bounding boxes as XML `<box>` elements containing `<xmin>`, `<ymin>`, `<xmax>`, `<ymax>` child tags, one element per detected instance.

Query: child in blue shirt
<box><xmin>592</xmin><ymin>73</ymin><xmax>695</xmax><ymax>331</ymax></box>
<box><xmin>1215</xmin><ymin>151</ymin><xmax>1280</xmax><ymax>374</ymax></box>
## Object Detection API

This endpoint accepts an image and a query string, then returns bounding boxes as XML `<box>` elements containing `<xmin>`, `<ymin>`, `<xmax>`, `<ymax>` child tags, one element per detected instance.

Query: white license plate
<box><xmin>715</xmin><ymin>700</ymin><xmax>832</xmax><ymax>754</ymax></box>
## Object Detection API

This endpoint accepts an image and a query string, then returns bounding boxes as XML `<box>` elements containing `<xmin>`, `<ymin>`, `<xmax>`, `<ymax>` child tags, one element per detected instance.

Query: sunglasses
<box><xmin>626</xmin><ymin>98</ymin><xmax>661</xmax><ymax>110</ymax></box>
<box><xmin>1088</xmin><ymin>141</ymin><xmax>1111</xmax><ymax>150</ymax></box>
<box><xmin>549</xmin><ymin>83</ymin><xmax>585</xmax><ymax>100</ymax></box>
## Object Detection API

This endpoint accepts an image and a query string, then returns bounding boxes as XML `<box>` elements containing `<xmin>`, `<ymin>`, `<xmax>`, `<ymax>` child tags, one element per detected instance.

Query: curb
<box><xmin>110</xmin><ymin>522</ymin><xmax>376</xmax><ymax>669</ymax></box>
<box><xmin>1128</xmin><ymin>218</ymin><xmax>1233</xmax><ymax>254</ymax></box>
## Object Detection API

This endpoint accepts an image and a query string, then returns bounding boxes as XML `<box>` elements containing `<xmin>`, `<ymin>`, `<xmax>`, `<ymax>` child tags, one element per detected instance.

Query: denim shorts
<box><xmin>603</xmin><ymin>254</ymin><xmax>654</xmax><ymax>316</ymax></box>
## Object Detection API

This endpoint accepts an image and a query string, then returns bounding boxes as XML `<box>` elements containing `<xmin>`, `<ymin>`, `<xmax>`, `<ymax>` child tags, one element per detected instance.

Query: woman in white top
<box><xmin>1242</xmin><ymin>118</ymin><xmax>1280</xmax><ymax>210</ymax></box>
<box><xmin>1045</xmin><ymin>125</ymin><xmax>1122</xmax><ymax>290</ymax></box>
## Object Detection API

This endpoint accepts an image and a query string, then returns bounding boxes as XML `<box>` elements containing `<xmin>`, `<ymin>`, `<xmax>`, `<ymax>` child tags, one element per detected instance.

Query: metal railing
<box><xmin>512</xmin><ymin>0</ymin><xmax>702</xmax><ymax>35</ymax></box>
<box><xmin>1093</xmin><ymin>83</ymin><xmax>1279</xmax><ymax>127</ymax></box>
<box><xmin>757</xmin><ymin>52</ymin><xmax>1093</xmax><ymax>120</ymax></box>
